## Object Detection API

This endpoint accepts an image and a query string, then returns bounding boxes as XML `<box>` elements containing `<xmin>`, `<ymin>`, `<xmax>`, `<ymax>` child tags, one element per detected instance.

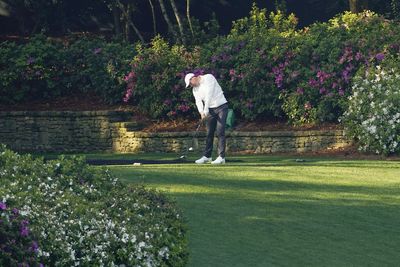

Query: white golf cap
<box><xmin>184</xmin><ymin>73</ymin><xmax>195</xmax><ymax>88</ymax></box>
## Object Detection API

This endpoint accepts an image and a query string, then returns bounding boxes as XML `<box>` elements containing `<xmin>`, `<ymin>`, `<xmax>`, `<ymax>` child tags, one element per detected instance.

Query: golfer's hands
<box><xmin>200</xmin><ymin>112</ymin><xmax>207</xmax><ymax>121</ymax></box>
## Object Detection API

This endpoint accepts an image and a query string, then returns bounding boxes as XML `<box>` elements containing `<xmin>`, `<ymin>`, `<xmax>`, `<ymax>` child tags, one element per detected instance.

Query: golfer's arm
<box><xmin>196</xmin><ymin>100</ymin><xmax>204</xmax><ymax>115</ymax></box>
<box><xmin>203</xmin><ymin>78</ymin><xmax>216</xmax><ymax>116</ymax></box>
<box><xmin>193</xmin><ymin>92</ymin><xmax>204</xmax><ymax>115</ymax></box>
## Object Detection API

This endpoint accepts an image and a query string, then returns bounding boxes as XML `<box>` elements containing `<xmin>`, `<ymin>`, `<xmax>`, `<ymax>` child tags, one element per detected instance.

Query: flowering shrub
<box><xmin>0</xmin><ymin>34</ymin><xmax>65</xmax><ymax>104</ymax></box>
<box><xmin>341</xmin><ymin>55</ymin><xmax>400</xmax><ymax>155</ymax></box>
<box><xmin>121</xmin><ymin>9</ymin><xmax>400</xmax><ymax>123</ymax></box>
<box><xmin>199</xmin><ymin>5</ymin><xmax>297</xmax><ymax>120</ymax></box>
<box><xmin>123</xmin><ymin>36</ymin><xmax>198</xmax><ymax>119</ymax></box>
<box><xmin>0</xmin><ymin>34</ymin><xmax>135</xmax><ymax>105</ymax></box>
<box><xmin>65</xmin><ymin>36</ymin><xmax>134</xmax><ymax>104</ymax></box>
<box><xmin>0</xmin><ymin>203</ymin><xmax>44</xmax><ymax>266</ymax></box>
<box><xmin>278</xmin><ymin>11</ymin><xmax>400</xmax><ymax>124</ymax></box>
<box><xmin>3</xmin><ymin>9</ymin><xmax>400</xmax><ymax>126</ymax></box>
<box><xmin>0</xmin><ymin>145</ymin><xmax>188</xmax><ymax>266</ymax></box>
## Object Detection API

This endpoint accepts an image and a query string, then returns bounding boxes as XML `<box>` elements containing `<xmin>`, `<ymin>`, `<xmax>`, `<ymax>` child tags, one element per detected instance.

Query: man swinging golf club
<box><xmin>184</xmin><ymin>72</ymin><xmax>228</xmax><ymax>164</ymax></box>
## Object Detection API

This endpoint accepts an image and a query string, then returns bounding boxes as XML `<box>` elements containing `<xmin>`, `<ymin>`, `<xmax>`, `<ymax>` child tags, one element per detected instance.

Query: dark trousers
<box><xmin>204</xmin><ymin>103</ymin><xmax>228</xmax><ymax>158</ymax></box>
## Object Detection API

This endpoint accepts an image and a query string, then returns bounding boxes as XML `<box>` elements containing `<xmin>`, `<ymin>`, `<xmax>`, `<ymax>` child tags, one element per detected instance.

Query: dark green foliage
<box><xmin>64</xmin><ymin>36</ymin><xmax>134</xmax><ymax>104</ymax></box>
<box><xmin>0</xmin><ymin>34</ymin><xmax>65</xmax><ymax>103</ymax></box>
<box><xmin>0</xmin><ymin>34</ymin><xmax>135</xmax><ymax>105</ymax></box>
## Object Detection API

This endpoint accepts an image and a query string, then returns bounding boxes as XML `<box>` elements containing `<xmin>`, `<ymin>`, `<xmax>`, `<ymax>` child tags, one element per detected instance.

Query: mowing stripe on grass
<box><xmin>105</xmin><ymin>155</ymin><xmax>400</xmax><ymax>266</ymax></box>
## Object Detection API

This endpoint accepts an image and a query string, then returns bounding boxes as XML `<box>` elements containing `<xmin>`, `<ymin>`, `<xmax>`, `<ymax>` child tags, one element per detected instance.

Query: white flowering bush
<box><xmin>0</xmin><ymin>145</ymin><xmax>188</xmax><ymax>266</ymax></box>
<box><xmin>342</xmin><ymin>56</ymin><xmax>400</xmax><ymax>155</ymax></box>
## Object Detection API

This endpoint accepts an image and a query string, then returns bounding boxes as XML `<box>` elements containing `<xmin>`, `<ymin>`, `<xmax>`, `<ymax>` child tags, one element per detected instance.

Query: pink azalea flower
<box><xmin>375</xmin><ymin>53</ymin><xmax>385</xmax><ymax>61</ymax></box>
<box><xmin>93</xmin><ymin>48</ymin><xmax>102</xmax><ymax>54</ymax></box>
<box><xmin>296</xmin><ymin>87</ymin><xmax>304</xmax><ymax>95</ymax></box>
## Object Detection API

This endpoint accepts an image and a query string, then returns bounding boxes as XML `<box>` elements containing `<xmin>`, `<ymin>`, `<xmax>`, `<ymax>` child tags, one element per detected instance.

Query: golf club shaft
<box><xmin>190</xmin><ymin>119</ymin><xmax>203</xmax><ymax>150</ymax></box>
<box><xmin>179</xmin><ymin>120</ymin><xmax>203</xmax><ymax>160</ymax></box>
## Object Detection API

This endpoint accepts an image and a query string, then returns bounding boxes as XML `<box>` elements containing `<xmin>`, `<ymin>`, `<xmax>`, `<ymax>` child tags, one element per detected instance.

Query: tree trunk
<box><xmin>349</xmin><ymin>0</ymin><xmax>369</xmax><ymax>13</ymax></box>
<box><xmin>169</xmin><ymin>0</ymin><xmax>185</xmax><ymax>43</ymax></box>
<box><xmin>186</xmin><ymin>0</ymin><xmax>194</xmax><ymax>37</ymax></box>
<box><xmin>148</xmin><ymin>0</ymin><xmax>157</xmax><ymax>36</ymax></box>
<box><xmin>17</xmin><ymin>16</ymin><xmax>27</xmax><ymax>35</ymax></box>
<box><xmin>392</xmin><ymin>0</ymin><xmax>400</xmax><ymax>19</ymax></box>
<box><xmin>30</xmin><ymin>18</ymin><xmax>40</xmax><ymax>35</ymax></box>
<box><xmin>57</xmin><ymin>1</ymin><xmax>67</xmax><ymax>35</ymax></box>
<box><xmin>12</xmin><ymin>4</ymin><xmax>27</xmax><ymax>35</ymax></box>
<box><xmin>127</xmin><ymin>4</ymin><xmax>145</xmax><ymax>43</ymax></box>
<box><xmin>0</xmin><ymin>1</ymin><xmax>10</xmax><ymax>16</ymax></box>
<box><xmin>124</xmin><ymin>4</ymin><xmax>131</xmax><ymax>42</ymax></box>
<box><xmin>117</xmin><ymin>1</ymin><xmax>145</xmax><ymax>43</ymax></box>
<box><xmin>128</xmin><ymin>18</ymin><xmax>145</xmax><ymax>43</ymax></box>
<box><xmin>112</xmin><ymin>3</ymin><xmax>122</xmax><ymax>37</ymax></box>
<box><xmin>158</xmin><ymin>0</ymin><xmax>178</xmax><ymax>41</ymax></box>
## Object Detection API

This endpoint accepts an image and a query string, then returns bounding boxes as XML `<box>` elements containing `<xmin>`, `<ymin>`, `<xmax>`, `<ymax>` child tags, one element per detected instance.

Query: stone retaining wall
<box><xmin>0</xmin><ymin>111</ymin><xmax>351</xmax><ymax>153</ymax></box>
<box><xmin>0</xmin><ymin>111</ymin><xmax>131</xmax><ymax>152</ymax></box>
<box><xmin>112</xmin><ymin>128</ymin><xmax>351</xmax><ymax>153</ymax></box>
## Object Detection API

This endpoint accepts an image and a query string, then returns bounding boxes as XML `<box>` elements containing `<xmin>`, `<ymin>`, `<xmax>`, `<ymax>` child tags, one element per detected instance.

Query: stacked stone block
<box><xmin>0</xmin><ymin>111</ymin><xmax>351</xmax><ymax>153</ymax></box>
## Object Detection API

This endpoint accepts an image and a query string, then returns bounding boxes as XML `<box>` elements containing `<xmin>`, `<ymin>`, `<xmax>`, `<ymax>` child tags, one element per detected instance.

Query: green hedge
<box><xmin>0</xmin><ymin>35</ymin><xmax>65</xmax><ymax>103</ymax></box>
<box><xmin>0</xmin><ymin>145</ymin><xmax>188</xmax><ymax>266</ymax></box>
<box><xmin>0</xmin><ymin>34</ymin><xmax>134</xmax><ymax>105</ymax></box>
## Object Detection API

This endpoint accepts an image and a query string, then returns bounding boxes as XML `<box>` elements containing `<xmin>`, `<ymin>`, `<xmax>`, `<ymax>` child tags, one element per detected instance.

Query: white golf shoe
<box><xmin>211</xmin><ymin>156</ymin><xmax>225</xmax><ymax>164</ymax></box>
<box><xmin>195</xmin><ymin>156</ymin><xmax>212</xmax><ymax>164</ymax></box>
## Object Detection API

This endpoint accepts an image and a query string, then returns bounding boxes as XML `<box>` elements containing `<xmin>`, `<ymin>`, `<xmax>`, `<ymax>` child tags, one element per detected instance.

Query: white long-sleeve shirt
<box><xmin>192</xmin><ymin>74</ymin><xmax>227</xmax><ymax>116</ymax></box>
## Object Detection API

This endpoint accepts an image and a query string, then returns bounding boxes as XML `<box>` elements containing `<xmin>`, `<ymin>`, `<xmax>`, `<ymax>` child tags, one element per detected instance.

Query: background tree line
<box><xmin>0</xmin><ymin>0</ymin><xmax>398</xmax><ymax>44</ymax></box>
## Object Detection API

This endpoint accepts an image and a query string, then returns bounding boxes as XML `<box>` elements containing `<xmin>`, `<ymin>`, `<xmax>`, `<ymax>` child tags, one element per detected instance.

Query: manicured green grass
<box><xmin>61</xmin><ymin>153</ymin><xmax>400</xmax><ymax>266</ymax></box>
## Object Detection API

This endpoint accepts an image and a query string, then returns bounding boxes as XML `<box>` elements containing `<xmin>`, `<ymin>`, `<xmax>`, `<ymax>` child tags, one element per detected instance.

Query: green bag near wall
<box><xmin>226</xmin><ymin>109</ymin><xmax>235</xmax><ymax>129</ymax></box>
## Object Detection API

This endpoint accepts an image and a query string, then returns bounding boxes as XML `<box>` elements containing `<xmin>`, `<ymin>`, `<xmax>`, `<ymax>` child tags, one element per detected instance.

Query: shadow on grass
<box><xmin>114</xmin><ymin>167</ymin><xmax>400</xmax><ymax>199</ymax></box>
<box><xmin>167</xmin><ymin>179</ymin><xmax>400</xmax><ymax>266</ymax></box>
<box><xmin>175</xmin><ymin>191</ymin><xmax>400</xmax><ymax>266</ymax></box>
<box><xmin>109</xmin><ymin>159</ymin><xmax>400</xmax><ymax>266</ymax></box>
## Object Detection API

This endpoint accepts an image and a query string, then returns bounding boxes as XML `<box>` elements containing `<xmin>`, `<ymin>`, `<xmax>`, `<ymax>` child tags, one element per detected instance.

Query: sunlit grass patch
<box><xmin>100</xmin><ymin>154</ymin><xmax>400</xmax><ymax>266</ymax></box>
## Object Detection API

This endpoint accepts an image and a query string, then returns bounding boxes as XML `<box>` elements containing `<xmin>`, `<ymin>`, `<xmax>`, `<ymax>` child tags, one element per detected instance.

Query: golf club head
<box><xmin>196</xmin><ymin>123</ymin><xmax>202</xmax><ymax>132</ymax></box>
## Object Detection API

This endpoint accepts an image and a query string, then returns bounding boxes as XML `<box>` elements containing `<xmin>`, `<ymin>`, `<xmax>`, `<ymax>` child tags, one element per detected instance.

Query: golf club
<box><xmin>178</xmin><ymin>119</ymin><xmax>203</xmax><ymax>160</ymax></box>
